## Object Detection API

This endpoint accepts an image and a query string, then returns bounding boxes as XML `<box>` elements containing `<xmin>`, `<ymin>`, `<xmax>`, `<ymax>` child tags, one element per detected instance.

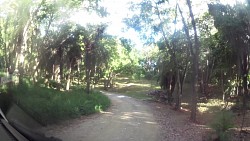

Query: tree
<box><xmin>208</xmin><ymin>1</ymin><xmax>250</xmax><ymax>129</ymax></box>
<box><xmin>125</xmin><ymin>0</ymin><xmax>183</xmax><ymax>105</ymax></box>
<box><xmin>125</xmin><ymin>0</ymin><xmax>201</xmax><ymax>114</ymax></box>
<box><xmin>0</xmin><ymin>0</ymin><xmax>110</xmax><ymax>92</ymax></box>
<box><xmin>79</xmin><ymin>24</ymin><xmax>107</xmax><ymax>93</ymax></box>
<box><xmin>186</xmin><ymin>0</ymin><xmax>200</xmax><ymax>122</ymax></box>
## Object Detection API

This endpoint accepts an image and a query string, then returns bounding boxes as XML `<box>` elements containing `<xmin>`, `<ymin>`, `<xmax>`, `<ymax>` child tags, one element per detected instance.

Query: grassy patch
<box><xmin>11</xmin><ymin>84</ymin><xmax>110</xmax><ymax>125</ymax></box>
<box><xmin>198</xmin><ymin>99</ymin><xmax>225</xmax><ymax>113</ymax></box>
<box><xmin>109</xmin><ymin>77</ymin><xmax>160</xmax><ymax>100</ymax></box>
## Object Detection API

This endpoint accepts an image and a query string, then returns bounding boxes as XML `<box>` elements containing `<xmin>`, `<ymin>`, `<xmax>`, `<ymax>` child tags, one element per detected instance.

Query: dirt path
<box><xmin>42</xmin><ymin>92</ymin><xmax>161</xmax><ymax>141</ymax></box>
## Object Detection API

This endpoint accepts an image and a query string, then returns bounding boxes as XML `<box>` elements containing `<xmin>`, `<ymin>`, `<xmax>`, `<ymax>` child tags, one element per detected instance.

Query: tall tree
<box><xmin>209</xmin><ymin>1</ymin><xmax>250</xmax><ymax>128</ymax></box>
<box><xmin>125</xmin><ymin>0</ymin><xmax>187</xmax><ymax>106</ymax></box>
<box><xmin>186</xmin><ymin>0</ymin><xmax>199</xmax><ymax>122</ymax></box>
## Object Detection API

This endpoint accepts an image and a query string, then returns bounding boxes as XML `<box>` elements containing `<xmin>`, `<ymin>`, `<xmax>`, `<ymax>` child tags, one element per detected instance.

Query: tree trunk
<box><xmin>86</xmin><ymin>72</ymin><xmax>91</xmax><ymax>94</ymax></box>
<box><xmin>66</xmin><ymin>62</ymin><xmax>72</xmax><ymax>91</ymax></box>
<box><xmin>240</xmin><ymin>52</ymin><xmax>249</xmax><ymax>130</ymax></box>
<box><xmin>221</xmin><ymin>69</ymin><xmax>225</xmax><ymax>102</ymax></box>
<box><xmin>59</xmin><ymin>46</ymin><xmax>64</xmax><ymax>83</ymax></box>
<box><xmin>175</xmin><ymin>70</ymin><xmax>181</xmax><ymax>110</ymax></box>
<box><xmin>177</xmin><ymin>61</ymin><xmax>189</xmax><ymax>110</ymax></box>
<box><xmin>204</xmin><ymin>58</ymin><xmax>215</xmax><ymax>98</ymax></box>
<box><xmin>178</xmin><ymin>0</ymin><xmax>199</xmax><ymax>122</ymax></box>
<box><xmin>85</xmin><ymin>43</ymin><xmax>92</xmax><ymax>94</ymax></box>
<box><xmin>188</xmin><ymin>0</ymin><xmax>199</xmax><ymax>122</ymax></box>
<box><xmin>190</xmin><ymin>57</ymin><xmax>198</xmax><ymax>122</ymax></box>
<box><xmin>77</xmin><ymin>60</ymin><xmax>80</xmax><ymax>85</ymax></box>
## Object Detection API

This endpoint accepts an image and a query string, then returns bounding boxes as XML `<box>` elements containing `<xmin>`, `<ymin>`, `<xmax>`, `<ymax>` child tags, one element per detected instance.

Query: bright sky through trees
<box><xmin>70</xmin><ymin>0</ymin><xmax>247</xmax><ymax>49</ymax></box>
<box><xmin>70</xmin><ymin>0</ymin><xmax>143</xmax><ymax>48</ymax></box>
<box><xmin>0</xmin><ymin>0</ymin><xmax>246</xmax><ymax>49</ymax></box>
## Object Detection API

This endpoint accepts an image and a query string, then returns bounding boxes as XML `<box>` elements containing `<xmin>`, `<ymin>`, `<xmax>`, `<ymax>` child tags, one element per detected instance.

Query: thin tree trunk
<box><xmin>4</xmin><ymin>20</ymin><xmax>9</xmax><ymax>71</ymax></box>
<box><xmin>66</xmin><ymin>63</ymin><xmax>72</xmax><ymax>91</ymax></box>
<box><xmin>178</xmin><ymin>0</ymin><xmax>199</xmax><ymax>122</ymax></box>
<box><xmin>240</xmin><ymin>52</ymin><xmax>249</xmax><ymax>131</ymax></box>
<box><xmin>77</xmin><ymin>60</ymin><xmax>80</xmax><ymax>85</ymax></box>
<box><xmin>179</xmin><ymin>61</ymin><xmax>189</xmax><ymax>109</ymax></box>
<box><xmin>221</xmin><ymin>69</ymin><xmax>225</xmax><ymax>102</ymax></box>
<box><xmin>86</xmin><ymin>70</ymin><xmax>91</xmax><ymax>94</ymax></box>
<box><xmin>175</xmin><ymin>70</ymin><xmax>181</xmax><ymax>110</ymax></box>
<box><xmin>187</xmin><ymin>0</ymin><xmax>199</xmax><ymax>122</ymax></box>
<box><xmin>85</xmin><ymin>43</ymin><xmax>92</xmax><ymax>94</ymax></box>
<box><xmin>59</xmin><ymin>46</ymin><xmax>64</xmax><ymax>83</ymax></box>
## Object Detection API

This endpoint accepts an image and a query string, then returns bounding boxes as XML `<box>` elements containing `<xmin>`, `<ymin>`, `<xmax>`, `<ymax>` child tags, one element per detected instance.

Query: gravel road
<box><xmin>43</xmin><ymin>92</ymin><xmax>161</xmax><ymax>141</ymax></box>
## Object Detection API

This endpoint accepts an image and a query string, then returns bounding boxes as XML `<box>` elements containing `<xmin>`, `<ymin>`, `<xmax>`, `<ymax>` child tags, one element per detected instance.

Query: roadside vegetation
<box><xmin>10</xmin><ymin>81</ymin><xmax>110</xmax><ymax>125</ymax></box>
<box><xmin>108</xmin><ymin>76</ymin><xmax>159</xmax><ymax>99</ymax></box>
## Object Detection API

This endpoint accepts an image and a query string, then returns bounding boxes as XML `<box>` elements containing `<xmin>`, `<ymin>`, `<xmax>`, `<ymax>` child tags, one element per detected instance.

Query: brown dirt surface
<box><xmin>144</xmin><ymin>100</ymin><xmax>209</xmax><ymax>141</ymax></box>
<box><xmin>40</xmin><ymin>91</ymin><xmax>250</xmax><ymax>141</ymax></box>
<box><xmin>41</xmin><ymin>92</ymin><xmax>161</xmax><ymax>141</ymax></box>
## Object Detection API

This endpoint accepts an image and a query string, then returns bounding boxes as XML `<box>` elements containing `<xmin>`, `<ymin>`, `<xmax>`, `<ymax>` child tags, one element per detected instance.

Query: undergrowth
<box><xmin>209</xmin><ymin>110</ymin><xmax>234</xmax><ymax>141</ymax></box>
<box><xmin>108</xmin><ymin>76</ymin><xmax>159</xmax><ymax>100</ymax></box>
<box><xmin>11</xmin><ymin>82</ymin><xmax>110</xmax><ymax>125</ymax></box>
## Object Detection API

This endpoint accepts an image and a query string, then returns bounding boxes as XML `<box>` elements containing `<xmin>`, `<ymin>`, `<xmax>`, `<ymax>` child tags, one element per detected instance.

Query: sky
<box><xmin>0</xmin><ymin>0</ymin><xmax>245</xmax><ymax>49</ymax></box>
<box><xmin>70</xmin><ymin>0</ymin><xmax>143</xmax><ymax>48</ymax></box>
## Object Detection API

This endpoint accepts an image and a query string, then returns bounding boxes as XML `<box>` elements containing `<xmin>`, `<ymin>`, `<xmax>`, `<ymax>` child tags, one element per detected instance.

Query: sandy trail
<box><xmin>43</xmin><ymin>92</ymin><xmax>161</xmax><ymax>141</ymax></box>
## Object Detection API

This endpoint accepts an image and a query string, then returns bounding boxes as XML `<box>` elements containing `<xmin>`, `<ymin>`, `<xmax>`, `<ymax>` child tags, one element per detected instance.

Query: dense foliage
<box><xmin>12</xmin><ymin>82</ymin><xmax>110</xmax><ymax>125</ymax></box>
<box><xmin>0</xmin><ymin>0</ymin><xmax>143</xmax><ymax>93</ymax></box>
<box><xmin>124</xmin><ymin>0</ymin><xmax>250</xmax><ymax>122</ymax></box>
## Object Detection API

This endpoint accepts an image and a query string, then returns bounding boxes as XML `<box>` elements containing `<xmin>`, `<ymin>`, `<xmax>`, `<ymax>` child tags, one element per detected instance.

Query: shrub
<box><xmin>210</xmin><ymin>110</ymin><xmax>234</xmax><ymax>141</ymax></box>
<box><xmin>11</xmin><ymin>84</ymin><xmax>111</xmax><ymax>125</ymax></box>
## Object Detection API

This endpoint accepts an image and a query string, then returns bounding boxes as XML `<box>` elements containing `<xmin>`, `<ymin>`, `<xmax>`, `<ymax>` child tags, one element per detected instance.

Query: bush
<box><xmin>210</xmin><ymin>110</ymin><xmax>234</xmax><ymax>141</ymax></box>
<box><xmin>117</xmin><ymin>64</ymin><xmax>145</xmax><ymax>77</ymax></box>
<box><xmin>11</xmin><ymin>84</ymin><xmax>111</xmax><ymax>125</ymax></box>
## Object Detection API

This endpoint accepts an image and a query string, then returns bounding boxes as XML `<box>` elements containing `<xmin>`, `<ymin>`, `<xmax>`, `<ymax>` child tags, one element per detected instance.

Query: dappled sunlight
<box><xmin>112</xmin><ymin>76</ymin><xmax>159</xmax><ymax>90</ymax></box>
<box><xmin>144</xmin><ymin>121</ymin><xmax>157</xmax><ymax>125</ymax></box>
<box><xmin>100</xmin><ymin>111</ymin><xmax>114</xmax><ymax>115</ymax></box>
<box><xmin>198</xmin><ymin>106</ymin><xmax>210</xmax><ymax>113</ymax></box>
<box><xmin>197</xmin><ymin>99</ymin><xmax>235</xmax><ymax>114</ymax></box>
<box><xmin>115</xmin><ymin>77</ymin><xmax>130</xmax><ymax>80</ymax></box>
<box><xmin>120</xmin><ymin>115</ymin><xmax>133</xmax><ymax>120</ymax></box>
<box><xmin>117</xmin><ymin>95</ymin><xmax>126</xmax><ymax>98</ymax></box>
<box><xmin>116</xmin><ymin>82</ymin><xmax>151</xmax><ymax>88</ymax></box>
<box><xmin>119</xmin><ymin>111</ymin><xmax>153</xmax><ymax>122</ymax></box>
<box><xmin>177</xmin><ymin>100</ymin><xmax>236</xmax><ymax>114</ymax></box>
<box><xmin>108</xmin><ymin>76</ymin><xmax>160</xmax><ymax>99</ymax></box>
<box><xmin>120</xmin><ymin>112</ymin><xmax>133</xmax><ymax>120</ymax></box>
<box><xmin>232</xmin><ymin>127</ymin><xmax>250</xmax><ymax>131</ymax></box>
<box><xmin>193</xmin><ymin>124</ymin><xmax>209</xmax><ymax>129</ymax></box>
<box><xmin>180</xmin><ymin>103</ymin><xmax>190</xmax><ymax>112</ymax></box>
<box><xmin>101</xmin><ymin>91</ymin><xmax>113</xmax><ymax>96</ymax></box>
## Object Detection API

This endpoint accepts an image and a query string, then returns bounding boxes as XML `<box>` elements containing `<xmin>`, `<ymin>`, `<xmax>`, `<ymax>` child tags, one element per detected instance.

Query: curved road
<box><xmin>43</xmin><ymin>92</ymin><xmax>161</xmax><ymax>141</ymax></box>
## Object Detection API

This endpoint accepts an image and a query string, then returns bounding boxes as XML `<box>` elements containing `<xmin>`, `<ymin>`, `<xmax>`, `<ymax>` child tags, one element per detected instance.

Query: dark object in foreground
<box><xmin>9</xmin><ymin>119</ymin><xmax>61</xmax><ymax>141</ymax></box>
<box><xmin>0</xmin><ymin>108</ymin><xmax>61</xmax><ymax>141</ymax></box>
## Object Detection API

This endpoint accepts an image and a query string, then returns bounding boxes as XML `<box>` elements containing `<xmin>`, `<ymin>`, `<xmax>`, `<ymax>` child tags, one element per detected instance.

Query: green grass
<box><xmin>108</xmin><ymin>77</ymin><xmax>160</xmax><ymax>100</ymax></box>
<box><xmin>11</xmin><ymin>84</ymin><xmax>110</xmax><ymax>125</ymax></box>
